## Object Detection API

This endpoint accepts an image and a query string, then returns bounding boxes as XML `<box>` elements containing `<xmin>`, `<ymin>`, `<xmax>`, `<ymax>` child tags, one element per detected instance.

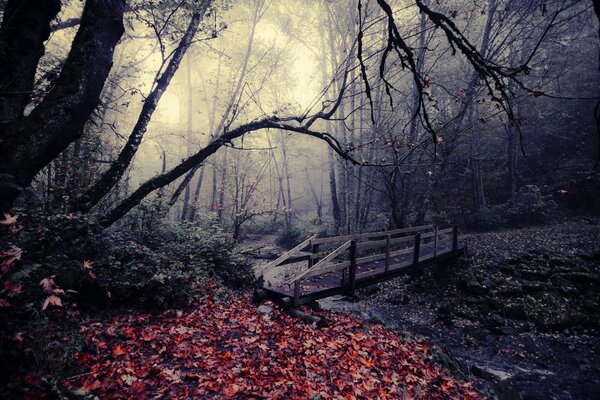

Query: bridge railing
<box><xmin>283</xmin><ymin>225</ymin><xmax>459</xmax><ymax>306</ymax></box>
<box><xmin>253</xmin><ymin>234</ymin><xmax>318</xmax><ymax>279</ymax></box>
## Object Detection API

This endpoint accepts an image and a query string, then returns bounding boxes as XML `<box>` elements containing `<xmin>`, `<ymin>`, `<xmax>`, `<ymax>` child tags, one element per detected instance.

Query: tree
<box><xmin>0</xmin><ymin>0</ymin><xmax>125</xmax><ymax>212</ymax></box>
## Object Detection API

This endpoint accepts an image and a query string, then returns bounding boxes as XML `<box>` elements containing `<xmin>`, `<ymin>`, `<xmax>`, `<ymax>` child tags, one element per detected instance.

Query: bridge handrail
<box><xmin>253</xmin><ymin>234</ymin><xmax>317</xmax><ymax>278</ymax></box>
<box><xmin>287</xmin><ymin>240</ymin><xmax>353</xmax><ymax>284</ymax></box>
<box><xmin>311</xmin><ymin>224</ymin><xmax>433</xmax><ymax>245</ymax></box>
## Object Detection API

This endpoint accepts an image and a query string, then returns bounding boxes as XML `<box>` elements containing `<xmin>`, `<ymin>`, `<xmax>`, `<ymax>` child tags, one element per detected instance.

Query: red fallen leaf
<box><xmin>223</xmin><ymin>383</ymin><xmax>239</xmax><ymax>396</ymax></box>
<box><xmin>0</xmin><ymin>298</ymin><xmax>11</xmax><ymax>307</ymax></box>
<box><xmin>75</xmin><ymin>352</ymin><xmax>92</xmax><ymax>365</ymax></box>
<box><xmin>82</xmin><ymin>379</ymin><xmax>102</xmax><ymax>393</ymax></box>
<box><xmin>52</xmin><ymin>288</ymin><xmax>65</xmax><ymax>295</ymax></box>
<box><xmin>83</xmin><ymin>260</ymin><xmax>94</xmax><ymax>270</ymax></box>
<box><xmin>40</xmin><ymin>276</ymin><xmax>55</xmax><ymax>294</ymax></box>
<box><xmin>0</xmin><ymin>212</ymin><xmax>17</xmax><ymax>225</ymax></box>
<box><xmin>42</xmin><ymin>295</ymin><xmax>62</xmax><ymax>310</ymax></box>
<box><xmin>423</xmin><ymin>78</ymin><xmax>431</xmax><ymax>88</ymax></box>
<box><xmin>440</xmin><ymin>378</ymin><xmax>455</xmax><ymax>393</ymax></box>
<box><xmin>4</xmin><ymin>281</ymin><xmax>23</xmax><ymax>295</ymax></box>
<box><xmin>123</xmin><ymin>326</ymin><xmax>137</xmax><ymax>339</ymax></box>
<box><xmin>200</xmin><ymin>380</ymin><xmax>220</xmax><ymax>391</ymax></box>
<box><xmin>113</xmin><ymin>345</ymin><xmax>126</xmax><ymax>357</ymax></box>
<box><xmin>120</xmin><ymin>374</ymin><xmax>137</xmax><ymax>386</ymax></box>
<box><xmin>161</xmin><ymin>368</ymin><xmax>182</xmax><ymax>383</ymax></box>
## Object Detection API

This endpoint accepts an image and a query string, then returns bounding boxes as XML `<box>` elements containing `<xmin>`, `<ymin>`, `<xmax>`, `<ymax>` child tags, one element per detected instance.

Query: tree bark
<box><xmin>0</xmin><ymin>0</ymin><xmax>61</xmax><ymax>122</ymax></box>
<box><xmin>0</xmin><ymin>0</ymin><xmax>125</xmax><ymax>212</ymax></box>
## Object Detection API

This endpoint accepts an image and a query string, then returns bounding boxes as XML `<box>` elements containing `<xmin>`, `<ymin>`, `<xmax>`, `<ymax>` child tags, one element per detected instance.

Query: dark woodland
<box><xmin>1</xmin><ymin>0</ymin><xmax>600</xmax><ymax>398</ymax></box>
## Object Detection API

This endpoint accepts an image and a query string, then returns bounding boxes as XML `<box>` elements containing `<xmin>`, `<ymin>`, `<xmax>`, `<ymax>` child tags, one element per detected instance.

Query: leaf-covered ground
<box><xmin>342</xmin><ymin>221</ymin><xmax>600</xmax><ymax>399</ymax></box>
<box><xmin>55</xmin><ymin>284</ymin><xmax>483</xmax><ymax>399</ymax></box>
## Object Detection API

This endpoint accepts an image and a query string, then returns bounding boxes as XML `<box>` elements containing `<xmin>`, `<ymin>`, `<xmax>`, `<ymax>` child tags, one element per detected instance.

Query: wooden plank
<box><xmin>356</xmin><ymin>238</ymin><xmax>387</xmax><ymax>251</ymax></box>
<box><xmin>387</xmin><ymin>260</ymin><xmax>413</xmax><ymax>272</ymax></box>
<box><xmin>356</xmin><ymin>235</ymin><xmax>415</xmax><ymax>251</ymax></box>
<box><xmin>438</xmin><ymin>227</ymin><xmax>454</xmax><ymax>236</ymax></box>
<box><xmin>289</xmin><ymin>240</ymin><xmax>352</xmax><ymax>283</ymax></box>
<box><xmin>389</xmin><ymin>247</ymin><xmax>414</xmax><ymax>258</ymax></box>
<box><xmin>254</xmin><ymin>234</ymin><xmax>317</xmax><ymax>277</ymax></box>
<box><xmin>355</xmin><ymin>252</ymin><xmax>389</xmax><ymax>265</ymax></box>
<box><xmin>312</xmin><ymin>225</ymin><xmax>433</xmax><ymax>245</ymax></box>
<box><xmin>302</xmin><ymin>261</ymin><xmax>350</xmax><ymax>278</ymax></box>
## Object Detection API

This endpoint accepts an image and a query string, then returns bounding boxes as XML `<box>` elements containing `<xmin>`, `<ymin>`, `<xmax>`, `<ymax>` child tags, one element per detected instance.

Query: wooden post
<box><xmin>293</xmin><ymin>280</ymin><xmax>301</xmax><ymax>307</ymax></box>
<box><xmin>413</xmin><ymin>233</ymin><xmax>421</xmax><ymax>266</ymax></box>
<box><xmin>433</xmin><ymin>227</ymin><xmax>438</xmax><ymax>258</ymax></box>
<box><xmin>452</xmin><ymin>226</ymin><xmax>458</xmax><ymax>255</ymax></box>
<box><xmin>312</xmin><ymin>243</ymin><xmax>320</xmax><ymax>264</ymax></box>
<box><xmin>348</xmin><ymin>240</ymin><xmax>357</xmax><ymax>295</ymax></box>
<box><xmin>385</xmin><ymin>234</ymin><xmax>391</xmax><ymax>273</ymax></box>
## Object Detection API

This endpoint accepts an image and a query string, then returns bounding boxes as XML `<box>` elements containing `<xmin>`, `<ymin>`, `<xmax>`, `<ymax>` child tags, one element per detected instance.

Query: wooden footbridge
<box><xmin>254</xmin><ymin>225</ymin><xmax>464</xmax><ymax>307</ymax></box>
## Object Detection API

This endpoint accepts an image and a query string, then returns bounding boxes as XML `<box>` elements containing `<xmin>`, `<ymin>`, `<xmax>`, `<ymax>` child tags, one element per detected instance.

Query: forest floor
<box><xmin>3</xmin><ymin>281</ymin><xmax>485</xmax><ymax>399</ymax></box>
<box><xmin>317</xmin><ymin>220</ymin><xmax>600</xmax><ymax>400</ymax></box>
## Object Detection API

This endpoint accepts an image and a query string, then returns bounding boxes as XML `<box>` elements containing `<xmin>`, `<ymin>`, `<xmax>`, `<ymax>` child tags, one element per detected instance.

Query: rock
<box><xmin>472</xmin><ymin>365</ymin><xmax>514</xmax><ymax>381</ymax></box>
<box><xmin>361</xmin><ymin>285</ymin><xmax>380</xmax><ymax>296</ymax></box>
<box><xmin>514</xmin><ymin>366</ymin><xmax>555</xmax><ymax>378</ymax></box>
<box><xmin>496</xmin><ymin>282</ymin><xmax>523</xmax><ymax>297</ymax></box>
<box><xmin>521</xmin><ymin>280</ymin><xmax>542</xmax><ymax>292</ymax></box>
<box><xmin>555</xmin><ymin>272</ymin><xmax>600</xmax><ymax>284</ymax></box>
<box><xmin>520</xmin><ymin>268</ymin><xmax>550</xmax><ymax>280</ymax></box>
<box><xmin>547</xmin><ymin>256</ymin><xmax>565</xmax><ymax>267</ymax></box>
<box><xmin>583</xmin><ymin>300</ymin><xmax>598</xmax><ymax>311</ymax></box>
<box><xmin>550</xmin><ymin>274</ymin><xmax>570</xmax><ymax>287</ymax></box>
<box><xmin>503</xmin><ymin>303</ymin><xmax>527</xmax><ymax>320</ymax></box>
<box><xmin>495</xmin><ymin>326</ymin><xmax>516</xmax><ymax>336</ymax></box>
<box><xmin>487</xmin><ymin>313</ymin><xmax>505</xmax><ymax>327</ymax></box>
<box><xmin>481</xmin><ymin>278</ymin><xmax>495</xmax><ymax>288</ymax></box>
<box><xmin>559</xmin><ymin>285</ymin><xmax>578</xmax><ymax>295</ymax></box>
<box><xmin>461</xmin><ymin>279</ymin><xmax>489</xmax><ymax>295</ymax></box>
<box><xmin>257</xmin><ymin>304</ymin><xmax>273</xmax><ymax>316</ymax></box>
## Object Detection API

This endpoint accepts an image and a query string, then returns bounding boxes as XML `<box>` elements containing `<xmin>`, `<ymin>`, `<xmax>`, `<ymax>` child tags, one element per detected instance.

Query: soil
<box><xmin>315</xmin><ymin>221</ymin><xmax>600</xmax><ymax>400</ymax></box>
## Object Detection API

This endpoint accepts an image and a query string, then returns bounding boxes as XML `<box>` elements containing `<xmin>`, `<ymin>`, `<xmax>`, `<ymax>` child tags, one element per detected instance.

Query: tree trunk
<box><xmin>180</xmin><ymin>53</ymin><xmax>195</xmax><ymax>220</ymax></box>
<box><xmin>0</xmin><ymin>0</ymin><xmax>125</xmax><ymax>212</ymax></box>
<box><xmin>0</xmin><ymin>0</ymin><xmax>61</xmax><ymax>122</ymax></box>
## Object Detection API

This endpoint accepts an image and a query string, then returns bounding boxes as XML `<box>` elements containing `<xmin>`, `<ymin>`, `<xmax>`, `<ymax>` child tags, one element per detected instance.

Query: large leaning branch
<box><xmin>99</xmin><ymin>117</ymin><xmax>356</xmax><ymax>227</ymax></box>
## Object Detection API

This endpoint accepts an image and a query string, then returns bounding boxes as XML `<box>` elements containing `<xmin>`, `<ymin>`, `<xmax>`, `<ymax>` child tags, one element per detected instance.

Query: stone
<box><xmin>461</xmin><ymin>279</ymin><xmax>489</xmax><ymax>295</ymax></box>
<box><xmin>521</xmin><ymin>280</ymin><xmax>542</xmax><ymax>292</ymax></box>
<box><xmin>583</xmin><ymin>300</ymin><xmax>598</xmax><ymax>311</ymax></box>
<box><xmin>257</xmin><ymin>304</ymin><xmax>273</xmax><ymax>316</ymax></box>
<box><xmin>489</xmin><ymin>313</ymin><xmax>505</xmax><ymax>326</ymax></box>
<box><xmin>496</xmin><ymin>326</ymin><xmax>516</xmax><ymax>336</ymax></box>
<box><xmin>496</xmin><ymin>282</ymin><xmax>523</xmax><ymax>297</ymax></box>
<box><xmin>472</xmin><ymin>365</ymin><xmax>513</xmax><ymax>381</ymax></box>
